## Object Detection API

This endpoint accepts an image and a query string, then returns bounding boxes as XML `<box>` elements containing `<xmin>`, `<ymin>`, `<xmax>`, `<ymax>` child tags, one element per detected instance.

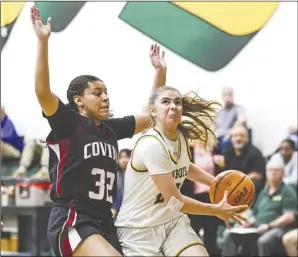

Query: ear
<box><xmin>149</xmin><ymin>105</ymin><xmax>157</xmax><ymax>118</ymax></box>
<box><xmin>74</xmin><ymin>96</ymin><xmax>84</xmax><ymax>107</ymax></box>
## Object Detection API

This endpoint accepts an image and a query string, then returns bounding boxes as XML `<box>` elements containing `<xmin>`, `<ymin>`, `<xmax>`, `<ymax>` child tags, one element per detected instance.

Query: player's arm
<box><xmin>31</xmin><ymin>6</ymin><xmax>59</xmax><ymax>116</ymax></box>
<box><xmin>31</xmin><ymin>7</ymin><xmax>77</xmax><ymax>140</ymax></box>
<box><xmin>133</xmin><ymin>44</ymin><xmax>167</xmax><ymax>135</ymax></box>
<box><xmin>137</xmin><ymin>138</ymin><xmax>246</xmax><ymax>217</ymax></box>
<box><xmin>187</xmin><ymin>162</ymin><xmax>216</xmax><ymax>186</ymax></box>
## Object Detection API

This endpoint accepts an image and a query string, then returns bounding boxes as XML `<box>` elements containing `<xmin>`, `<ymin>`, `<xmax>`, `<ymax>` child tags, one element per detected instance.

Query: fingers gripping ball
<box><xmin>209</xmin><ymin>170</ymin><xmax>255</xmax><ymax>213</ymax></box>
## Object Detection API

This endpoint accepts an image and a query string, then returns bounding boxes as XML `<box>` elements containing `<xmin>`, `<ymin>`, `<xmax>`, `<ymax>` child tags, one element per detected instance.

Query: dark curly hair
<box><xmin>66</xmin><ymin>75</ymin><xmax>102</xmax><ymax>111</ymax></box>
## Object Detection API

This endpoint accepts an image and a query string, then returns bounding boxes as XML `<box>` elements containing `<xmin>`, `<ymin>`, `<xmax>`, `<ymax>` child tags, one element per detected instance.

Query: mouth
<box><xmin>169</xmin><ymin>113</ymin><xmax>178</xmax><ymax>118</ymax></box>
<box><xmin>101</xmin><ymin>106</ymin><xmax>110</xmax><ymax>111</ymax></box>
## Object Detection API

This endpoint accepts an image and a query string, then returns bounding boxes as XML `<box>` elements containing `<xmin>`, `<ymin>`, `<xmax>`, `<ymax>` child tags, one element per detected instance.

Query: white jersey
<box><xmin>115</xmin><ymin>127</ymin><xmax>192</xmax><ymax>228</ymax></box>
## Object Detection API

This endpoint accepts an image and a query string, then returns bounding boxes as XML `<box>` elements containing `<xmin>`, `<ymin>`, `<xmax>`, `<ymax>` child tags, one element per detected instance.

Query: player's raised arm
<box><xmin>133</xmin><ymin>44</ymin><xmax>167</xmax><ymax>134</ymax></box>
<box><xmin>150</xmin><ymin>43</ymin><xmax>167</xmax><ymax>92</ymax></box>
<box><xmin>31</xmin><ymin>6</ymin><xmax>59</xmax><ymax>116</ymax></box>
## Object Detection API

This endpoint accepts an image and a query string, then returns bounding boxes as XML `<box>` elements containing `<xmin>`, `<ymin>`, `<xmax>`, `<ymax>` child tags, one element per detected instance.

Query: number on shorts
<box><xmin>154</xmin><ymin>183</ymin><xmax>181</xmax><ymax>204</ymax></box>
<box><xmin>89</xmin><ymin>168</ymin><xmax>115</xmax><ymax>203</ymax></box>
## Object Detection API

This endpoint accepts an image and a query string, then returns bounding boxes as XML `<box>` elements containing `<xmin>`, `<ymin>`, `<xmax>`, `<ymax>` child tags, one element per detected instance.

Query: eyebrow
<box><xmin>93</xmin><ymin>87</ymin><xmax>107</xmax><ymax>92</ymax></box>
<box><xmin>161</xmin><ymin>97</ymin><xmax>182</xmax><ymax>101</ymax></box>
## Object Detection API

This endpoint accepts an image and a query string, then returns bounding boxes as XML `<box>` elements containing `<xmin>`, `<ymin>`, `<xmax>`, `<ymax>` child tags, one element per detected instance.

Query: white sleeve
<box><xmin>135</xmin><ymin>136</ymin><xmax>172</xmax><ymax>175</ymax></box>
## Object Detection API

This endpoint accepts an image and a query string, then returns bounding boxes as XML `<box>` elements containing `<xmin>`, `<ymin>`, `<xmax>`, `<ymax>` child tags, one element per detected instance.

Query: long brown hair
<box><xmin>149</xmin><ymin>86</ymin><xmax>221</xmax><ymax>147</ymax></box>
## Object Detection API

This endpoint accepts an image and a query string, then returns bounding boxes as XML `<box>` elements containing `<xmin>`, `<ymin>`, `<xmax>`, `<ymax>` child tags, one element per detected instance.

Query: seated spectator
<box><xmin>111</xmin><ymin>148</ymin><xmax>131</xmax><ymax>219</ymax></box>
<box><xmin>215</xmin><ymin>125</ymin><xmax>266</xmax><ymax>195</ymax></box>
<box><xmin>13</xmin><ymin>139</ymin><xmax>49</xmax><ymax>179</ymax></box>
<box><xmin>270</xmin><ymin>139</ymin><xmax>297</xmax><ymax>188</ymax></box>
<box><xmin>282</xmin><ymin>228</ymin><xmax>298</xmax><ymax>257</ymax></box>
<box><xmin>287</xmin><ymin>126</ymin><xmax>298</xmax><ymax>150</ymax></box>
<box><xmin>215</xmin><ymin>87</ymin><xmax>247</xmax><ymax>153</ymax></box>
<box><xmin>222</xmin><ymin>160</ymin><xmax>297</xmax><ymax>256</ymax></box>
<box><xmin>189</xmin><ymin>139</ymin><xmax>220</xmax><ymax>256</ymax></box>
<box><xmin>1</xmin><ymin>106</ymin><xmax>24</xmax><ymax>159</ymax></box>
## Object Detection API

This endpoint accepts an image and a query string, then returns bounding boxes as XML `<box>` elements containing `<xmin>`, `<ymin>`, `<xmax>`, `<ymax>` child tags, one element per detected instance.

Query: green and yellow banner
<box><xmin>119</xmin><ymin>2</ymin><xmax>279</xmax><ymax>71</ymax></box>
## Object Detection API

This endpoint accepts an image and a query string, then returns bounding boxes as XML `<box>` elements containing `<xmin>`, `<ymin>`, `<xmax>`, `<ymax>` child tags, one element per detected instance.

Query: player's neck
<box><xmin>79</xmin><ymin>111</ymin><xmax>103</xmax><ymax>125</ymax></box>
<box><xmin>156</xmin><ymin>124</ymin><xmax>178</xmax><ymax>141</ymax></box>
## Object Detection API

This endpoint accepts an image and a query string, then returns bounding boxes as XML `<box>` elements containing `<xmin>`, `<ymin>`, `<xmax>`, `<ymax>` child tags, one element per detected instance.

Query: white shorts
<box><xmin>117</xmin><ymin>214</ymin><xmax>204</xmax><ymax>256</ymax></box>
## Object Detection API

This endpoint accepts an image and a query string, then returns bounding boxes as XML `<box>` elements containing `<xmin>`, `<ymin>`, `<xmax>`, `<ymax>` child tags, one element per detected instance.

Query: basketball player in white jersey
<box><xmin>115</xmin><ymin>86</ymin><xmax>248</xmax><ymax>256</ymax></box>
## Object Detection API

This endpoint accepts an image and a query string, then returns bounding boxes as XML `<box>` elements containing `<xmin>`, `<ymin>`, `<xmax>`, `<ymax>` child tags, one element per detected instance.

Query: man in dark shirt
<box><xmin>222</xmin><ymin>125</ymin><xmax>266</xmax><ymax>195</ymax></box>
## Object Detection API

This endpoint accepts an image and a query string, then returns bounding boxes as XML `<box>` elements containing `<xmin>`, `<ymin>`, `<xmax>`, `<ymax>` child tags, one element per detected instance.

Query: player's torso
<box><xmin>116</xmin><ymin>128</ymin><xmax>191</xmax><ymax>228</ymax></box>
<box><xmin>48</xmin><ymin>118</ymin><xmax>119</xmax><ymax>213</ymax></box>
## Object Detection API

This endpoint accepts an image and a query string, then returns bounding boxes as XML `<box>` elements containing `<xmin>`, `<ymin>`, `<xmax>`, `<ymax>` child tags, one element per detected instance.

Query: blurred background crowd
<box><xmin>1</xmin><ymin>2</ymin><xmax>297</xmax><ymax>257</ymax></box>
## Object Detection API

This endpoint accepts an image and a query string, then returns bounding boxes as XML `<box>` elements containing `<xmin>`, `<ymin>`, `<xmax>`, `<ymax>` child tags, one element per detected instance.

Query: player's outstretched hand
<box><xmin>150</xmin><ymin>43</ymin><xmax>167</xmax><ymax>71</ymax></box>
<box><xmin>30</xmin><ymin>5</ymin><xmax>51</xmax><ymax>41</ymax></box>
<box><xmin>215</xmin><ymin>191</ymin><xmax>248</xmax><ymax>229</ymax></box>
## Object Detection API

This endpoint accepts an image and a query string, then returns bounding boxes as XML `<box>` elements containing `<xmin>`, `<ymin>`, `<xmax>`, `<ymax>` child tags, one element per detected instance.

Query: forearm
<box><xmin>247</xmin><ymin>171</ymin><xmax>262</xmax><ymax>181</ymax></box>
<box><xmin>35</xmin><ymin>40</ymin><xmax>51</xmax><ymax>96</ymax></box>
<box><xmin>181</xmin><ymin>195</ymin><xmax>219</xmax><ymax>216</ymax></box>
<box><xmin>269</xmin><ymin>213</ymin><xmax>296</xmax><ymax>228</ymax></box>
<box><xmin>187</xmin><ymin>163</ymin><xmax>215</xmax><ymax>186</ymax></box>
<box><xmin>151</xmin><ymin>69</ymin><xmax>166</xmax><ymax>93</ymax></box>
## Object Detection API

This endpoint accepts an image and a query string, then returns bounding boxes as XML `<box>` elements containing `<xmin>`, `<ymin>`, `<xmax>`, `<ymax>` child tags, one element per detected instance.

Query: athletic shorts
<box><xmin>117</xmin><ymin>214</ymin><xmax>204</xmax><ymax>256</ymax></box>
<box><xmin>47</xmin><ymin>201</ymin><xmax>122</xmax><ymax>257</ymax></box>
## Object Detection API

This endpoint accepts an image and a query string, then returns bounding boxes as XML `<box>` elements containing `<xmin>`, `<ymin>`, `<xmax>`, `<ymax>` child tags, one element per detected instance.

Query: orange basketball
<box><xmin>209</xmin><ymin>170</ymin><xmax>255</xmax><ymax>213</ymax></box>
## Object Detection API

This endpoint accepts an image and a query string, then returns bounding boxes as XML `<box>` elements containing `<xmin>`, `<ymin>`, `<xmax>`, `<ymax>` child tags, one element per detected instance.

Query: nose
<box><xmin>170</xmin><ymin>102</ymin><xmax>177</xmax><ymax>110</ymax></box>
<box><xmin>102</xmin><ymin>92</ymin><xmax>109</xmax><ymax>101</ymax></box>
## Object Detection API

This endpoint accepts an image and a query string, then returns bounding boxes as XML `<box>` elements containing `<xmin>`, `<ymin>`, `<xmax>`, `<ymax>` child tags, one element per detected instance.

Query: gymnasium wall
<box><xmin>1</xmin><ymin>2</ymin><xmax>297</xmax><ymax>155</ymax></box>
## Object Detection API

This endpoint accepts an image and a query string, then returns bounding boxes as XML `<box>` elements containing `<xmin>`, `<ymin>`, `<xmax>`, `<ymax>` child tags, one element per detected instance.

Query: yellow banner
<box><xmin>173</xmin><ymin>2</ymin><xmax>279</xmax><ymax>36</ymax></box>
<box><xmin>1</xmin><ymin>2</ymin><xmax>25</xmax><ymax>27</ymax></box>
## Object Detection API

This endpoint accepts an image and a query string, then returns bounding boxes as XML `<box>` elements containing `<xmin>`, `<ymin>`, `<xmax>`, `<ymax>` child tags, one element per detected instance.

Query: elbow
<box><xmin>164</xmin><ymin>194</ymin><xmax>185</xmax><ymax>213</ymax></box>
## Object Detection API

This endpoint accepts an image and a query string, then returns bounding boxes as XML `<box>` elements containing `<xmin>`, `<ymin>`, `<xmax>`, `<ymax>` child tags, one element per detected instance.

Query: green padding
<box><xmin>35</xmin><ymin>2</ymin><xmax>86</xmax><ymax>32</ymax></box>
<box><xmin>119</xmin><ymin>2</ymin><xmax>257</xmax><ymax>71</ymax></box>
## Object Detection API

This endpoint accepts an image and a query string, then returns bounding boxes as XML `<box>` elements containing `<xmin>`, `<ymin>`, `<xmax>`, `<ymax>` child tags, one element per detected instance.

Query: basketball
<box><xmin>209</xmin><ymin>170</ymin><xmax>255</xmax><ymax>212</ymax></box>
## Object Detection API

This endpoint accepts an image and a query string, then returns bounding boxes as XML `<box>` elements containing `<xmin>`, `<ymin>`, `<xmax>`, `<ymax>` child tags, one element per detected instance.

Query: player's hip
<box><xmin>117</xmin><ymin>214</ymin><xmax>203</xmax><ymax>256</ymax></box>
<box><xmin>116</xmin><ymin>207</ymin><xmax>184</xmax><ymax>228</ymax></box>
<box><xmin>48</xmin><ymin>202</ymin><xmax>117</xmax><ymax>256</ymax></box>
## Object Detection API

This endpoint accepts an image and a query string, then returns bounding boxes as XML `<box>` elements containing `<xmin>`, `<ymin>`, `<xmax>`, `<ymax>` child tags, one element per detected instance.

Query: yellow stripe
<box><xmin>130</xmin><ymin>135</ymin><xmax>167</xmax><ymax>172</ymax></box>
<box><xmin>175</xmin><ymin>241</ymin><xmax>204</xmax><ymax>256</ymax></box>
<box><xmin>173</xmin><ymin>2</ymin><xmax>279</xmax><ymax>36</ymax></box>
<box><xmin>182</xmin><ymin>134</ymin><xmax>192</xmax><ymax>162</ymax></box>
<box><xmin>153</xmin><ymin>127</ymin><xmax>181</xmax><ymax>164</ymax></box>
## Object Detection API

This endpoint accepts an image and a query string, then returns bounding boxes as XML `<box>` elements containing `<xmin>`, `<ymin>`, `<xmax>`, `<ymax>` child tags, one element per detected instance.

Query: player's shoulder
<box><xmin>134</xmin><ymin>128</ymin><xmax>165</xmax><ymax>150</ymax></box>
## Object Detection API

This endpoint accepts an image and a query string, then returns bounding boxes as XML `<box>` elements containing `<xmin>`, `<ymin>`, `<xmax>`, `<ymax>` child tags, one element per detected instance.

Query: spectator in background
<box><xmin>282</xmin><ymin>228</ymin><xmax>298</xmax><ymax>257</ymax></box>
<box><xmin>13</xmin><ymin>139</ymin><xmax>50</xmax><ymax>179</ymax></box>
<box><xmin>111</xmin><ymin>149</ymin><xmax>131</xmax><ymax>219</ymax></box>
<box><xmin>287</xmin><ymin>126</ymin><xmax>298</xmax><ymax>150</ymax></box>
<box><xmin>270</xmin><ymin>139</ymin><xmax>297</xmax><ymax>189</ymax></box>
<box><xmin>222</xmin><ymin>160</ymin><xmax>297</xmax><ymax>256</ymax></box>
<box><xmin>189</xmin><ymin>139</ymin><xmax>220</xmax><ymax>256</ymax></box>
<box><xmin>1</xmin><ymin>106</ymin><xmax>24</xmax><ymax>159</ymax></box>
<box><xmin>215</xmin><ymin>125</ymin><xmax>266</xmax><ymax>196</ymax></box>
<box><xmin>215</xmin><ymin>87</ymin><xmax>247</xmax><ymax>153</ymax></box>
